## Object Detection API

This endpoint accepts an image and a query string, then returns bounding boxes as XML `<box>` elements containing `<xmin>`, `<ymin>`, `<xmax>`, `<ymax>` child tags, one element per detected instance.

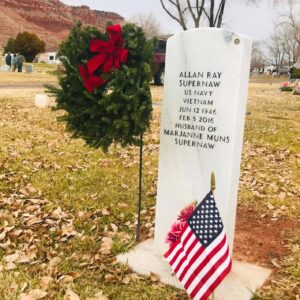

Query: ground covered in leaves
<box><xmin>0</xmin><ymin>75</ymin><xmax>299</xmax><ymax>300</ymax></box>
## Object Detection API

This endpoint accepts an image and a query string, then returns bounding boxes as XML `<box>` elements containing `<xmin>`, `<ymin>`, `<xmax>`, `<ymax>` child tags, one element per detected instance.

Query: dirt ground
<box><xmin>234</xmin><ymin>206</ymin><xmax>299</xmax><ymax>268</ymax></box>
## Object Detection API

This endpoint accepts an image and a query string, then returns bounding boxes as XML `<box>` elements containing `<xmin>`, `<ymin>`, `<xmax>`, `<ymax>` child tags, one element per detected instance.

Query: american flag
<box><xmin>164</xmin><ymin>192</ymin><xmax>232</xmax><ymax>300</ymax></box>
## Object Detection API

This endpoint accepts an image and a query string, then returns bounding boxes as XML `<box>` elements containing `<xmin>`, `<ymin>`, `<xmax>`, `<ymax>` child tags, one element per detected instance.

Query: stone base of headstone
<box><xmin>117</xmin><ymin>239</ymin><xmax>272</xmax><ymax>300</ymax></box>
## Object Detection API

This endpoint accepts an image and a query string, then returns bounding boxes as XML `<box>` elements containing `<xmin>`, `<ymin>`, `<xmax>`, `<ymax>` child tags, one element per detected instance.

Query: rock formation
<box><xmin>0</xmin><ymin>0</ymin><xmax>124</xmax><ymax>51</ymax></box>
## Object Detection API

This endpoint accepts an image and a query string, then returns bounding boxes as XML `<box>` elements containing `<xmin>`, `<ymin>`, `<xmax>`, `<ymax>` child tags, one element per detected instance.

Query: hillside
<box><xmin>0</xmin><ymin>0</ymin><xmax>124</xmax><ymax>51</ymax></box>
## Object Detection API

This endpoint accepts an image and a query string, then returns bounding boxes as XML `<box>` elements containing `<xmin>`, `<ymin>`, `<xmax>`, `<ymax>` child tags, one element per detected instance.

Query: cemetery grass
<box><xmin>0</xmin><ymin>82</ymin><xmax>299</xmax><ymax>299</ymax></box>
<box><xmin>0</xmin><ymin>64</ymin><xmax>57</xmax><ymax>86</ymax></box>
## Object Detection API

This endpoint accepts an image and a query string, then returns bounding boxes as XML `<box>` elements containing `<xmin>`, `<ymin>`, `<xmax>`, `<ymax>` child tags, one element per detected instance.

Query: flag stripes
<box><xmin>164</xmin><ymin>192</ymin><xmax>232</xmax><ymax>300</ymax></box>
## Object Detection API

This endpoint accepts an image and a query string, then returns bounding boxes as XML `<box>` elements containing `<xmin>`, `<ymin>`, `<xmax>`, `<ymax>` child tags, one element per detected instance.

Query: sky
<box><xmin>61</xmin><ymin>0</ymin><xmax>284</xmax><ymax>41</ymax></box>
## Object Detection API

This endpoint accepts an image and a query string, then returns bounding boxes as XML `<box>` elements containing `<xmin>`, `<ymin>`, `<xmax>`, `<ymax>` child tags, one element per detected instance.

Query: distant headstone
<box><xmin>0</xmin><ymin>65</ymin><xmax>10</xmax><ymax>72</ymax></box>
<box><xmin>26</xmin><ymin>64</ymin><xmax>33</xmax><ymax>73</ymax></box>
<box><xmin>35</xmin><ymin>94</ymin><xmax>49</xmax><ymax>108</ymax></box>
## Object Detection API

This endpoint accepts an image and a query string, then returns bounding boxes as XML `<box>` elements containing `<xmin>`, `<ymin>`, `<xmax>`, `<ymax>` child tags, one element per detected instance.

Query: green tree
<box><xmin>3</xmin><ymin>37</ymin><xmax>16</xmax><ymax>54</ymax></box>
<box><xmin>13</xmin><ymin>31</ymin><xmax>46</xmax><ymax>62</ymax></box>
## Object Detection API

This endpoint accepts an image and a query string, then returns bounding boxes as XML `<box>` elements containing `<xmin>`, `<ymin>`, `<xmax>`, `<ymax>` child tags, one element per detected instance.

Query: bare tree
<box><xmin>265</xmin><ymin>34</ymin><xmax>287</xmax><ymax>69</ymax></box>
<box><xmin>159</xmin><ymin>0</ymin><xmax>227</xmax><ymax>30</ymax></box>
<box><xmin>251</xmin><ymin>41</ymin><xmax>266</xmax><ymax>70</ymax></box>
<box><xmin>279</xmin><ymin>24</ymin><xmax>300</xmax><ymax>66</ymax></box>
<box><xmin>129</xmin><ymin>13</ymin><xmax>163</xmax><ymax>38</ymax></box>
<box><xmin>265</xmin><ymin>0</ymin><xmax>300</xmax><ymax>68</ymax></box>
<box><xmin>277</xmin><ymin>0</ymin><xmax>300</xmax><ymax>62</ymax></box>
<box><xmin>159</xmin><ymin>0</ymin><xmax>293</xmax><ymax>30</ymax></box>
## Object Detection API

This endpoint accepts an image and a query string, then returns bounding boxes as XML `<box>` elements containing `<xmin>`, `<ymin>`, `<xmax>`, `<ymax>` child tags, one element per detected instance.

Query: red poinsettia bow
<box><xmin>79</xmin><ymin>24</ymin><xmax>129</xmax><ymax>93</ymax></box>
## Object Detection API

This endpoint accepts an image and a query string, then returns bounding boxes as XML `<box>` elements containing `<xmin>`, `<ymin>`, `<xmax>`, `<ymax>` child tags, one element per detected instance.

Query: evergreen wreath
<box><xmin>48</xmin><ymin>22</ymin><xmax>155</xmax><ymax>151</ymax></box>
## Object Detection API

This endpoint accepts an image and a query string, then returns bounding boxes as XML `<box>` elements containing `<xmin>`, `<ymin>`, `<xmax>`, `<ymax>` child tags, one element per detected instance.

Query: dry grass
<box><xmin>0</xmin><ymin>75</ymin><xmax>299</xmax><ymax>299</ymax></box>
<box><xmin>0</xmin><ymin>63</ymin><xmax>57</xmax><ymax>85</ymax></box>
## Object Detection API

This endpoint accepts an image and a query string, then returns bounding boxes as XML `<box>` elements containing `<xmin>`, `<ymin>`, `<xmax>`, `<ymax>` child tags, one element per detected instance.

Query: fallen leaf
<box><xmin>104</xmin><ymin>274</ymin><xmax>115</xmax><ymax>282</ymax></box>
<box><xmin>150</xmin><ymin>272</ymin><xmax>160</xmax><ymax>282</ymax></box>
<box><xmin>122</xmin><ymin>276</ymin><xmax>131</xmax><ymax>285</ymax></box>
<box><xmin>58</xmin><ymin>275</ymin><xmax>74</xmax><ymax>285</ymax></box>
<box><xmin>100</xmin><ymin>237</ymin><xmax>113</xmax><ymax>255</ymax></box>
<box><xmin>4</xmin><ymin>253</ymin><xmax>19</xmax><ymax>263</ymax></box>
<box><xmin>39</xmin><ymin>276</ymin><xmax>54</xmax><ymax>290</ymax></box>
<box><xmin>20</xmin><ymin>289</ymin><xmax>47</xmax><ymax>300</ymax></box>
<box><xmin>26</xmin><ymin>216</ymin><xmax>43</xmax><ymax>227</ymax></box>
<box><xmin>101</xmin><ymin>208</ymin><xmax>110</xmax><ymax>216</ymax></box>
<box><xmin>64</xmin><ymin>288</ymin><xmax>80</xmax><ymax>300</ymax></box>
<box><xmin>48</xmin><ymin>257</ymin><xmax>61</xmax><ymax>275</ymax></box>
<box><xmin>5</xmin><ymin>262</ymin><xmax>16</xmax><ymax>270</ymax></box>
<box><xmin>0</xmin><ymin>231</ymin><xmax>6</xmax><ymax>241</ymax></box>
<box><xmin>87</xmin><ymin>291</ymin><xmax>108</xmax><ymax>300</ymax></box>
<box><xmin>271</xmin><ymin>259</ymin><xmax>281</xmax><ymax>268</ymax></box>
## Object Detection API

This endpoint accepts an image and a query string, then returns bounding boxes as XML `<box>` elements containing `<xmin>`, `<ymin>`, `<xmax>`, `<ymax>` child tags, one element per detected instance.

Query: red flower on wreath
<box><xmin>79</xmin><ymin>24</ymin><xmax>129</xmax><ymax>93</ymax></box>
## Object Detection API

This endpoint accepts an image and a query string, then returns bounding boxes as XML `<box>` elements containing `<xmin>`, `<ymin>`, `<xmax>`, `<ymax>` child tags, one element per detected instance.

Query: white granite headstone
<box><xmin>117</xmin><ymin>29</ymin><xmax>272</xmax><ymax>300</ymax></box>
<box><xmin>26</xmin><ymin>64</ymin><xmax>33</xmax><ymax>73</ymax></box>
<box><xmin>154</xmin><ymin>28</ymin><xmax>252</xmax><ymax>255</ymax></box>
<box><xmin>35</xmin><ymin>94</ymin><xmax>50</xmax><ymax>108</ymax></box>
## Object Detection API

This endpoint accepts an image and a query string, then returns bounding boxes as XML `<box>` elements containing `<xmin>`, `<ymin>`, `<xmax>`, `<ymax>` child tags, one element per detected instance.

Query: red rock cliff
<box><xmin>0</xmin><ymin>0</ymin><xmax>124</xmax><ymax>51</ymax></box>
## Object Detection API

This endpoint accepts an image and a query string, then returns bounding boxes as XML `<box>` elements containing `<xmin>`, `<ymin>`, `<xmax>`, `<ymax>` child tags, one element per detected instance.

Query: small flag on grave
<box><xmin>164</xmin><ymin>192</ymin><xmax>232</xmax><ymax>300</ymax></box>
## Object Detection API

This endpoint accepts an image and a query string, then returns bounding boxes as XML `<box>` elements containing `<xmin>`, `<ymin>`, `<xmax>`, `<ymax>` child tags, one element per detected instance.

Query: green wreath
<box><xmin>48</xmin><ymin>22</ymin><xmax>155</xmax><ymax>151</ymax></box>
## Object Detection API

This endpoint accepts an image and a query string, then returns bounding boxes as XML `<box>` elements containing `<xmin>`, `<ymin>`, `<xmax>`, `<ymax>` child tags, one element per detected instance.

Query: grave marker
<box><xmin>154</xmin><ymin>28</ymin><xmax>252</xmax><ymax>255</ymax></box>
<box><xmin>118</xmin><ymin>28</ymin><xmax>272</xmax><ymax>300</ymax></box>
<box><xmin>26</xmin><ymin>64</ymin><xmax>33</xmax><ymax>73</ymax></box>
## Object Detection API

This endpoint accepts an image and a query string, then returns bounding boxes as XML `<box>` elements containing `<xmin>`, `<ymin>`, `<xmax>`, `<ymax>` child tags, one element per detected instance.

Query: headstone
<box><xmin>154</xmin><ymin>28</ymin><xmax>252</xmax><ymax>255</ymax></box>
<box><xmin>35</xmin><ymin>94</ymin><xmax>49</xmax><ymax>108</ymax></box>
<box><xmin>26</xmin><ymin>64</ymin><xmax>33</xmax><ymax>73</ymax></box>
<box><xmin>118</xmin><ymin>28</ymin><xmax>272</xmax><ymax>300</ymax></box>
<box><xmin>0</xmin><ymin>65</ymin><xmax>10</xmax><ymax>72</ymax></box>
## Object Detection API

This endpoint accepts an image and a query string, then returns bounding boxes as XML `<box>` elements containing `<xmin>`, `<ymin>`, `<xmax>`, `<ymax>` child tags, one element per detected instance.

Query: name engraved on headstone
<box><xmin>163</xmin><ymin>70</ymin><xmax>233</xmax><ymax>150</ymax></box>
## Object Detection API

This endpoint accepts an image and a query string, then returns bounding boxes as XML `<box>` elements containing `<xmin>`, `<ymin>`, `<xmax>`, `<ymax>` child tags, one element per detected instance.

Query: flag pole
<box><xmin>211</xmin><ymin>171</ymin><xmax>216</xmax><ymax>300</ymax></box>
<box><xmin>211</xmin><ymin>171</ymin><xmax>216</xmax><ymax>194</ymax></box>
<box><xmin>136</xmin><ymin>133</ymin><xmax>143</xmax><ymax>242</ymax></box>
